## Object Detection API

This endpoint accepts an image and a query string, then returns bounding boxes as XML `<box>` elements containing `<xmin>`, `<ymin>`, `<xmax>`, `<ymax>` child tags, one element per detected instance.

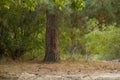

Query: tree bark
<box><xmin>44</xmin><ymin>11</ymin><xmax>60</xmax><ymax>62</ymax></box>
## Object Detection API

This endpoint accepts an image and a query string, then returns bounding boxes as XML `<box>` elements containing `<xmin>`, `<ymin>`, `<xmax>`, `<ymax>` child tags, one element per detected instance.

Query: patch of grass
<box><xmin>21</xmin><ymin>50</ymin><xmax>45</xmax><ymax>61</ymax></box>
<box><xmin>61</xmin><ymin>53</ymin><xmax>91</xmax><ymax>63</ymax></box>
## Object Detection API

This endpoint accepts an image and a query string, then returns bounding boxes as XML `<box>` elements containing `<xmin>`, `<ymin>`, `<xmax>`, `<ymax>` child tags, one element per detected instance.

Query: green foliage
<box><xmin>45</xmin><ymin>0</ymin><xmax>85</xmax><ymax>14</ymax></box>
<box><xmin>1</xmin><ymin>0</ymin><xmax>40</xmax><ymax>11</ymax></box>
<box><xmin>0</xmin><ymin>0</ymin><xmax>119</xmax><ymax>61</ymax></box>
<box><xmin>85</xmin><ymin>21</ymin><xmax>120</xmax><ymax>60</ymax></box>
<box><xmin>22</xmin><ymin>28</ymin><xmax>46</xmax><ymax>60</ymax></box>
<box><xmin>59</xmin><ymin>26</ymin><xmax>86</xmax><ymax>56</ymax></box>
<box><xmin>0</xmin><ymin>0</ymin><xmax>85</xmax><ymax>60</ymax></box>
<box><xmin>83</xmin><ymin>0</ymin><xmax>120</xmax><ymax>25</ymax></box>
<box><xmin>0</xmin><ymin>3</ymin><xmax>45</xmax><ymax>59</ymax></box>
<box><xmin>71</xmin><ymin>0</ymin><xmax>85</xmax><ymax>11</ymax></box>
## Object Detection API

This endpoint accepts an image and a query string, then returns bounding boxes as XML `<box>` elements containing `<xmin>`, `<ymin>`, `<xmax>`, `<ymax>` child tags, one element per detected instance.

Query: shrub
<box><xmin>85</xmin><ymin>23</ymin><xmax>120</xmax><ymax>60</ymax></box>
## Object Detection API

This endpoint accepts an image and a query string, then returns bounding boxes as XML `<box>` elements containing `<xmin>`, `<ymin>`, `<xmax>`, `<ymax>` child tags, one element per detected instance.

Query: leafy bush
<box><xmin>85</xmin><ymin>23</ymin><xmax>120</xmax><ymax>60</ymax></box>
<box><xmin>59</xmin><ymin>26</ymin><xmax>86</xmax><ymax>56</ymax></box>
<box><xmin>0</xmin><ymin>6</ymin><xmax>45</xmax><ymax>60</ymax></box>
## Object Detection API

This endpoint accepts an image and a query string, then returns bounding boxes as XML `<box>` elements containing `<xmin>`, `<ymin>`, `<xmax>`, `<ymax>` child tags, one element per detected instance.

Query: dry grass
<box><xmin>0</xmin><ymin>59</ymin><xmax>120</xmax><ymax>76</ymax></box>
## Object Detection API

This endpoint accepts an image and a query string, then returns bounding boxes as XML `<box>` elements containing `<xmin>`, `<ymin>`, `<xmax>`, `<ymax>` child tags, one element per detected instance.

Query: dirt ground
<box><xmin>0</xmin><ymin>60</ymin><xmax>120</xmax><ymax>80</ymax></box>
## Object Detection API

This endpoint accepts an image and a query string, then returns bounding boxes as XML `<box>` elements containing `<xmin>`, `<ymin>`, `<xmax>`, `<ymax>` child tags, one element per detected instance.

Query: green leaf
<box><xmin>4</xmin><ymin>5</ymin><xmax>10</xmax><ymax>9</ymax></box>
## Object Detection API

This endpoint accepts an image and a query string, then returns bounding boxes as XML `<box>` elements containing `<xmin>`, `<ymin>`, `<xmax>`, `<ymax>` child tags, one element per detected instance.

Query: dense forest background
<box><xmin>0</xmin><ymin>0</ymin><xmax>120</xmax><ymax>62</ymax></box>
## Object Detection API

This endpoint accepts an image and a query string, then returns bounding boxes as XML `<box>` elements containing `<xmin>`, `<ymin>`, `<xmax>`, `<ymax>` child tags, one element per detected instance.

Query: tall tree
<box><xmin>44</xmin><ymin>11</ymin><xmax>60</xmax><ymax>62</ymax></box>
<box><xmin>0</xmin><ymin>0</ymin><xmax>85</xmax><ymax>62</ymax></box>
<box><xmin>43</xmin><ymin>0</ymin><xmax>85</xmax><ymax>62</ymax></box>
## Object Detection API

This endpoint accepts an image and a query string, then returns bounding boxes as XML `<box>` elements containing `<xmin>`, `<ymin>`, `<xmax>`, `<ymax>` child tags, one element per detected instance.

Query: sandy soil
<box><xmin>0</xmin><ymin>60</ymin><xmax>120</xmax><ymax>80</ymax></box>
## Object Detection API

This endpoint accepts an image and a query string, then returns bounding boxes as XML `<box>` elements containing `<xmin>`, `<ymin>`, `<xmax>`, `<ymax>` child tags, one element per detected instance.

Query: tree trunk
<box><xmin>44</xmin><ymin>12</ymin><xmax>60</xmax><ymax>62</ymax></box>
